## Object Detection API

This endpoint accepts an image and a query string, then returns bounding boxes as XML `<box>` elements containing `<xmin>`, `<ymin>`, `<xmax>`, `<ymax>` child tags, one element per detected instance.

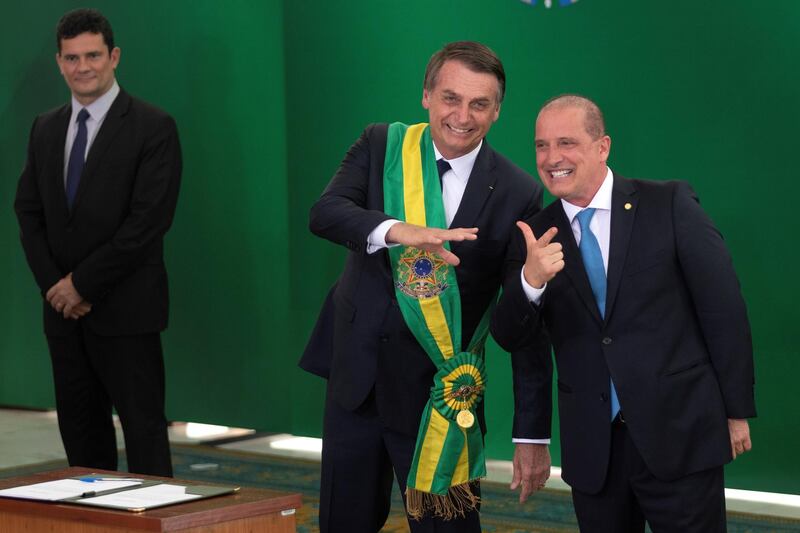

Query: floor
<box><xmin>1</xmin><ymin>407</ymin><xmax>798</xmax><ymax>521</ymax></box>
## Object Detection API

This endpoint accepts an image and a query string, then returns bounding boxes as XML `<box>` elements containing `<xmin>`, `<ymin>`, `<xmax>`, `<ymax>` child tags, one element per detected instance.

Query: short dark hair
<box><xmin>56</xmin><ymin>8</ymin><xmax>115</xmax><ymax>53</ymax></box>
<box><xmin>541</xmin><ymin>94</ymin><xmax>606</xmax><ymax>139</ymax></box>
<box><xmin>423</xmin><ymin>41</ymin><xmax>506</xmax><ymax>104</ymax></box>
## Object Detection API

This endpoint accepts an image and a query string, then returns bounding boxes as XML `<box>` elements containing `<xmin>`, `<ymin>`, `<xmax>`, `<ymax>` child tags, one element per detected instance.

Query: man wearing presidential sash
<box><xmin>300</xmin><ymin>41</ymin><xmax>548</xmax><ymax>531</ymax></box>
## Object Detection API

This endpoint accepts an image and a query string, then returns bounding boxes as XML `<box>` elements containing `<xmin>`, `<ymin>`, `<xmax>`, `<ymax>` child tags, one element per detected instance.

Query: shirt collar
<box><xmin>70</xmin><ymin>80</ymin><xmax>120</xmax><ymax>123</ymax></box>
<box><xmin>561</xmin><ymin>167</ymin><xmax>614</xmax><ymax>224</ymax></box>
<box><xmin>433</xmin><ymin>140</ymin><xmax>483</xmax><ymax>183</ymax></box>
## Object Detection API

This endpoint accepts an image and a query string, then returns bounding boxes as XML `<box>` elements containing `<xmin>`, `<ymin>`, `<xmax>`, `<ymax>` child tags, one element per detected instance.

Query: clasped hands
<box><xmin>46</xmin><ymin>273</ymin><xmax>92</xmax><ymax>319</ymax></box>
<box><xmin>385</xmin><ymin>222</ymin><xmax>478</xmax><ymax>265</ymax></box>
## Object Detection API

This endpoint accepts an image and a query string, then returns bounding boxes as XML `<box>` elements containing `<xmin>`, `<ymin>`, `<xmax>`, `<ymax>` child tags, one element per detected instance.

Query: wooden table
<box><xmin>0</xmin><ymin>466</ymin><xmax>302</xmax><ymax>532</ymax></box>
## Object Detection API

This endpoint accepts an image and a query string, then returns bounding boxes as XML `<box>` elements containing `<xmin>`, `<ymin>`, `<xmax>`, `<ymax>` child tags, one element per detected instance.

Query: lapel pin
<box><xmin>624</xmin><ymin>202</ymin><xmax>632</xmax><ymax>210</ymax></box>
<box><xmin>489</xmin><ymin>185</ymin><xmax>494</xmax><ymax>190</ymax></box>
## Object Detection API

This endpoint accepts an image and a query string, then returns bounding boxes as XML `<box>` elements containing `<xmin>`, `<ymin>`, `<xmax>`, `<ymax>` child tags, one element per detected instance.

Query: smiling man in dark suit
<box><xmin>300</xmin><ymin>41</ymin><xmax>546</xmax><ymax>532</ymax></box>
<box><xmin>491</xmin><ymin>94</ymin><xmax>755</xmax><ymax>532</ymax></box>
<box><xmin>14</xmin><ymin>8</ymin><xmax>181</xmax><ymax>477</ymax></box>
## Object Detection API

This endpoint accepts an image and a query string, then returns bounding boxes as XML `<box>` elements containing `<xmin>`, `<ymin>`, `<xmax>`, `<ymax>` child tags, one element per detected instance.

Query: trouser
<box><xmin>319</xmin><ymin>387</ymin><xmax>481</xmax><ymax>533</ymax></box>
<box><xmin>47</xmin><ymin>328</ymin><xmax>172</xmax><ymax>477</ymax></box>
<box><xmin>571</xmin><ymin>417</ymin><xmax>726</xmax><ymax>533</ymax></box>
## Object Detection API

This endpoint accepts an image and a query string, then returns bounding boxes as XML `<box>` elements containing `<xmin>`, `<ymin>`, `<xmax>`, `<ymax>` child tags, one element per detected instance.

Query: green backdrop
<box><xmin>1</xmin><ymin>0</ymin><xmax>797</xmax><ymax>494</ymax></box>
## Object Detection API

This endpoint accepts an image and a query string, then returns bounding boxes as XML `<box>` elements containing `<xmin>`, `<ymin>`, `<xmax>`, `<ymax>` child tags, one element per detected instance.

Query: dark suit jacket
<box><xmin>491</xmin><ymin>176</ymin><xmax>756</xmax><ymax>493</ymax></box>
<box><xmin>15</xmin><ymin>89</ymin><xmax>182</xmax><ymax>337</ymax></box>
<box><xmin>300</xmin><ymin>122</ymin><xmax>547</xmax><ymax>437</ymax></box>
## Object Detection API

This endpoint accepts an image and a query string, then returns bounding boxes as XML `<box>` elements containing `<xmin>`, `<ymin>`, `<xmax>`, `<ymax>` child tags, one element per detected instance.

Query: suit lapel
<box><xmin>604</xmin><ymin>176</ymin><xmax>637</xmax><ymax>322</ymax></box>
<box><xmin>52</xmin><ymin>105</ymin><xmax>71</xmax><ymax>212</ymax></box>
<box><xmin>70</xmin><ymin>90</ymin><xmax>131</xmax><ymax>215</ymax></box>
<box><xmin>449</xmin><ymin>141</ymin><xmax>497</xmax><ymax>254</ymax></box>
<box><xmin>449</xmin><ymin>142</ymin><xmax>497</xmax><ymax>228</ymax></box>
<box><xmin>550</xmin><ymin>203</ymin><xmax>604</xmax><ymax>324</ymax></box>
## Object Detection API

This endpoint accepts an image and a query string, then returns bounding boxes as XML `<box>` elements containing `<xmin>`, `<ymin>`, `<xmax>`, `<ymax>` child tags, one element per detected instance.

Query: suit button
<box><xmin>600</xmin><ymin>393</ymin><xmax>609</xmax><ymax>402</ymax></box>
<box><xmin>602</xmin><ymin>337</ymin><xmax>612</xmax><ymax>345</ymax></box>
<box><xmin>379</xmin><ymin>335</ymin><xmax>389</xmax><ymax>343</ymax></box>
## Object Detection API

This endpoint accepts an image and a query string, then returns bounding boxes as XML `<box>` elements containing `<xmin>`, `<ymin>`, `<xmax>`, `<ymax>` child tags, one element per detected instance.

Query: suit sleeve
<box><xmin>492</xmin><ymin>222</ymin><xmax>548</xmax><ymax>352</ymax></box>
<box><xmin>309</xmin><ymin>125</ymin><xmax>392</xmax><ymax>253</ymax></box>
<box><xmin>673</xmin><ymin>181</ymin><xmax>756</xmax><ymax>418</ymax></box>
<box><xmin>511</xmin><ymin>324</ymin><xmax>553</xmax><ymax>439</ymax></box>
<box><xmin>14</xmin><ymin>117</ymin><xmax>64</xmax><ymax>295</ymax></box>
<box><xmin>499</xmin><ymin>185</ymin><xmax>554</xmax><ymax>440</ymax></box>
<box><xmin>71</xmin><ymin>114</ymin><xmax>182</xmax><ymax>303</ymax></box>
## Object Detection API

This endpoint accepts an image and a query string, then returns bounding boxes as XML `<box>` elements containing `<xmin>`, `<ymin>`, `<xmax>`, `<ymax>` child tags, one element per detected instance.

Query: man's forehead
<box><xmin>537</xmin><ymin>107</ymin><xmax>585</xmax><ymax>129</ymax></box>
<box><xmin>540</xmin><ymin>104</ymin><xmax>584</xmax><ymax>120</ymax></box>
<box><xmin>434</xmin><ymin>62</ymin><xmax>498</xmax><ymax>95</ymax></box>
<box><xmin>60</xmin><ymin>32</ymin><xmax>106</xmax><ymax>52</ymax></box>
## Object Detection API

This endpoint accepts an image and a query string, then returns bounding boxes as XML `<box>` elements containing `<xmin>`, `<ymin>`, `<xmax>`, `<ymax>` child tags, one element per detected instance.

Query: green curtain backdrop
<box><xmin>1</xmin><ymin>0</ymin><xmax>797</xmax><ymax>495</ymax></box>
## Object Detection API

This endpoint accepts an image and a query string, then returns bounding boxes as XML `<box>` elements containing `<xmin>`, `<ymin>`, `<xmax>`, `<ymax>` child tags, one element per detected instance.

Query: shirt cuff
<box><xmin>520</xmin><ymin>267</ymin><xmax>546</xmax><ymax>304</ymax></box>
<box><xmin>512</xmin><ymin>438</ymin><xmax>551</xmax><ymax>444</ymax></box>
<box><xmin>366</xmin><ymin>219</ymin><xmax>401</xmax><ymax>254</ymax></box>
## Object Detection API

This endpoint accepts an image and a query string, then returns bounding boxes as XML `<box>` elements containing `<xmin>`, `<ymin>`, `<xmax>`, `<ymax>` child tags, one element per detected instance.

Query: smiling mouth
<box><xmin>549</xmin><ymin>169</ymin><xmax>573</xmax><ymax>178</ymax></box>
<box><xmin>446</xmin><ymin>124</ymin><xmax>473</xmax><ymax>135</ymax></box>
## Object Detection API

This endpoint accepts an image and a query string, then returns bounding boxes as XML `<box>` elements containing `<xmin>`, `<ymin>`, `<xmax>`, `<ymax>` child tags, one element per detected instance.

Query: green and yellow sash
<box><xmin>383</xmin><ymin>122</ymin><xmax>493</xmax><ymax>520</ymax></box>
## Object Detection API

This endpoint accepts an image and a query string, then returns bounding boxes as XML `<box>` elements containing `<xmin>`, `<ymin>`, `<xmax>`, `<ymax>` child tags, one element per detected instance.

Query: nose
<box><xmin>76</xmin><ymin>56</ymin><xmax>91</xmax><ymax>72</ymax></box>
<box><xmin>453</xmin><ymin>102</ymin><xmax>471</xmax><ymax>125</ymax></box>
<box><xmin>541</xmin><ymin>146</ymin><xmax>563</xmax><ymax>167</ymax></box>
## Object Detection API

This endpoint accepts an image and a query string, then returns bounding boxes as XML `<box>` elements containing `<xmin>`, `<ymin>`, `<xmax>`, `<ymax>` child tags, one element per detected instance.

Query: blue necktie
<box><xmin>576</xmin><ymin>208</ymin><xmax>621</xmax><ymax>421</ymax></box>
<box><xmin>66</xmin><ymin>108</ymin><xmax>90</xmax><ymax>209</ymax></box>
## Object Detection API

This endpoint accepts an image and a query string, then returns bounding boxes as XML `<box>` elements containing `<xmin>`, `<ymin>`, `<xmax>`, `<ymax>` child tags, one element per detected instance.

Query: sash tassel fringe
<box><xmin>406</xmin><ymin>482</ymin><xmax>481</xmax><ymax>521</ymax></box>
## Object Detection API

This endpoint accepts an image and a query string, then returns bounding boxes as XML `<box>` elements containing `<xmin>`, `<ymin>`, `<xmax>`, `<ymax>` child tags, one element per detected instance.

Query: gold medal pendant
<box><xmin>456</xmin><ymin>409</ymin><xmax>475</xmax><ymax>429</ymax></box>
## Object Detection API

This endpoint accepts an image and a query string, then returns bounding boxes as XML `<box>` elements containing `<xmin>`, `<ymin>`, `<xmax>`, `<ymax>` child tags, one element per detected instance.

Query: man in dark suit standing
<box><xmin>491</xmin><ymin>94</ymin><xmax>756</xmax><ymax>532</ymax></box>
<box><xmin>301</xmin><ymin>41</ymin><xmax>545</xmax><ymax>531</ymax></box>
<box><xmin>14</xmin><ymin>8</ymin><xmax>181</xmax><ymax>477</ymax></box>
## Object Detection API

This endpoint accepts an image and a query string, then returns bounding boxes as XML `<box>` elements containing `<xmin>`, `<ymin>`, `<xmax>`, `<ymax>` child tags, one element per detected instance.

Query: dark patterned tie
<box><xmin>576</xmin><ymin>208</ymin><xmax>620</xmax><ymax>420</ymax></box>
<box><xmin>436</xmin><ymin>158</ymin><xmax>451</xmax><ymax>189</ymax></box>
<box><xmin>66</xmin><ymin>108</ymin><xmax>90</xmax><ymax>208</ymax></box>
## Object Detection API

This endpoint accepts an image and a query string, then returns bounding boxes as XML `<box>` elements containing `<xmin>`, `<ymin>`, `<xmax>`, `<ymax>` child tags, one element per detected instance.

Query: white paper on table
<box><xmin>79</xmin><ymin>484</ymin><xmax>202</xmax><ymax>508</ymax></box>
<box><xmin>0</xmin><ymin>479</ymin><xmax>142</xmax><ymax>501</ymax></box>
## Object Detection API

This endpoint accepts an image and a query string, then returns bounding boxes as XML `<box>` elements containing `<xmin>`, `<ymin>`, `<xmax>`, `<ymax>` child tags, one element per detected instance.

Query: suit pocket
<box><xmin>625</xmin><ymin>249</ymin><xmax>668</xmax><ymax>277</ymax></box>
<box><xmin>657</xmin><ymin>359</ymin><xmax>726</xmax><ymax>436</ymax></box>
<box><xmin>662</xmin><ymin>358</ymin><xmax>710</xmax><ymax>378</ymax></box>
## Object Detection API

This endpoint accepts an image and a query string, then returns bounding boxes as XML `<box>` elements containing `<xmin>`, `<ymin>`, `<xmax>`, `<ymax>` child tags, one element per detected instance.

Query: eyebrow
<box><xmin>441</xmin><ymin>90</ymin><xmax>494</xmax><ymax>104</ymax></box>
<box><xmin>535</xmin><ymin>136</ymin><xmax>579</xmax><ymax>143</ymax></box>
<box><xmin>62</xmin><ymin>50</ymin><xmax>104</xmax><ymax>57</ymax></box>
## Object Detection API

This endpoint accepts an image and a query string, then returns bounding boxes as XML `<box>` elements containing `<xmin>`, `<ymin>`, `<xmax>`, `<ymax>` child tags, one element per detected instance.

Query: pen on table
<box><xmin>79</xmin><ymin>477</ymin><xmax>144</xmax><ymax>483</ymax></box>
<box><xmin>80</xmin><ymin>491</ymin><xmax>96</xmax><ymax>498</ymax></box>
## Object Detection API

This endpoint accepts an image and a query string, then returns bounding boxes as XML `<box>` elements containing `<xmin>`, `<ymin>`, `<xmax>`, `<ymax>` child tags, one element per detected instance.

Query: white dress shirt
<box><xmin>365</xmin><ymin>139</ymin><xmax>482</xmax><ymax>253</ymax></box>
<box><xmin>63</xmin><ymin>80</ymin><xmax>120</xmax><ymax>183</ymax></box>
<box><xmin>513</xmin><ymin>167</ymin><xmax>614</xmax><ymax>445</ymax></box>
